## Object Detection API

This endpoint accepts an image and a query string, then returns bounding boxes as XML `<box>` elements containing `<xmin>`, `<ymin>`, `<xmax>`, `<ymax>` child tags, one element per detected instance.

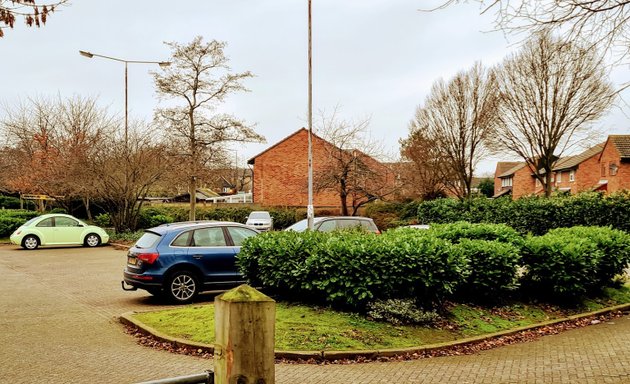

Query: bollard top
<box><xmin>218</xmin><ymin>284</ymin><xmax>275</xmax><ymax>303</ymax></box>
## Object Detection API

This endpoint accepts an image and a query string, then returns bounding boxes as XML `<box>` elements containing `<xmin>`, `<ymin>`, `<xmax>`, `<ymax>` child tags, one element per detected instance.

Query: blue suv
<box><xmin>122</xmin><ymin>221</ymin><xmax>259</xmax><ymax>303</ymax></box>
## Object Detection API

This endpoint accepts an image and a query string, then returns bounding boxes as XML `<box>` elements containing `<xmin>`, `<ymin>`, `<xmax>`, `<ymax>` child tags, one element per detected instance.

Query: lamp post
<box><xmin>79</xmin><ymin>50</ymin><xmax>170</xmax><ymax>146</ymax></box>
<box><xmin>307</xmin><ymin>0</ymin><xmax>314</xmax><ymax>230</ymax></box>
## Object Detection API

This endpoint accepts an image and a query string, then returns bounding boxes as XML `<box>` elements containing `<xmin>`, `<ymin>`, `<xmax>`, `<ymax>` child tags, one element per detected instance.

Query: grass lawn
<box><xmin>132</xmin><ymin>285</ymin><xmax>630</xmax><ymax>351</ymax></box>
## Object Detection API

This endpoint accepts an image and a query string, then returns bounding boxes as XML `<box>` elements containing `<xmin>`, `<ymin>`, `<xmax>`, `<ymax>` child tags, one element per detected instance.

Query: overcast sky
<box><xmin>2</xmin><ymin>0</ymin><xmax>628</xmax><ymax>175</ymax></box>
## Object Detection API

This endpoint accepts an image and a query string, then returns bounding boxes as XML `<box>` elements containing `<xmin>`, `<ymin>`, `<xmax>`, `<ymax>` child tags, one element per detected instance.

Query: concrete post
<box><xmin>214</xmin><ymin>284</ymin><xmax>275</xmax><ymax>384</ymax></box>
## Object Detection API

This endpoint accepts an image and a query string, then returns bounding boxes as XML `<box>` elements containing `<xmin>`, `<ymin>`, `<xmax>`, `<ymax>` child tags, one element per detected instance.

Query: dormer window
<box><xmin>501</xmin><ymin>177</ymin><xmax>513</xmax><ymax>188</ymax></box>
<box><xmin>610</xmin><ymin>163</ymin><xmax>618</xmax><ymax>176</ymax></box>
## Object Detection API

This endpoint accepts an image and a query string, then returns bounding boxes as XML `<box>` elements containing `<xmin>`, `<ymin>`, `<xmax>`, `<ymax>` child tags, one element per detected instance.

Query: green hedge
<box><xmin>417</xmin><ymin>192</ymin><xmax>630</xmax><ymax>235</ymax></box>
<box><xmin>546</xmin><ymin>226</ymin><xmax>630</xmax><ymax>286</ymax></box>
<box><xmin>453</xmin><ymin>239</ymin><xmax>521</xmax><ymax>296</ymax></box>
<box><xmin>134</xmin><ymin>206</ymin><xmax>303</xmax><ymax>230</ymax></box>
<box><xmin>239</xmin><ymin>222</ymin><xmax>630</xmax><ymax>307</ymax></box>
<box><xmin>239</xmin><ymin>229</ymin><xmax>469</xmax><ymax>310</ymax></box>
<box><xmin>521</xmin><ymin>233</ymin><xmax>601</xmax><ymax>298</ymax></box>
<box><xmin>0</xmin><ymin>210</ymin><xmax>39</xmax><ymax>237</ymax></box>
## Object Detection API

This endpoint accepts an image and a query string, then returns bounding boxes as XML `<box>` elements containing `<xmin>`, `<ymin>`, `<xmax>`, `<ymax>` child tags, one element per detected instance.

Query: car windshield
<box><xmin>286</xmin><ymin>218</ymin><xmax>323</xmax><ymax>232</ymax></box>
<box><xmin>134</xmin><ymin>231</ymin><xmax>161</xmax><ymax>249</ymax></box>
<box><xmin>249</xmin><ymin>212</ymin><xmax>271</xmax><ymax>220</ymax></box>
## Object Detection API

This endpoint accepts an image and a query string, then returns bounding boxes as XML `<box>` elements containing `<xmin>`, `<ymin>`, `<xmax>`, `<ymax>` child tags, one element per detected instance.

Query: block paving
<box><xmin>0</xmin><ymin>244</ymin><xmax>629</xmax><ymax>383</ymax></box>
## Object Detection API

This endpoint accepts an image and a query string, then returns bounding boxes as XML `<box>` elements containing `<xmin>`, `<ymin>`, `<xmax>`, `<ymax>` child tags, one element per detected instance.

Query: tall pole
<box><xmin>307</xmin><ymin>0</ymin><xmax>314</xmax><ymax>230</ymax></box>
<box><xmin>124</xmin><ymin>62</ymin><xmax>129</xmax><ymax>147</ymax></box>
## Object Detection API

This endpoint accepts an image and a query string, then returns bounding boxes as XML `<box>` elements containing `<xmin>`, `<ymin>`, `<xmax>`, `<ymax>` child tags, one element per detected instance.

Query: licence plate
<box><xmin>127</xmin><ymin>257</ymin><xmax>137</xmax><ymax>266</ymax></box>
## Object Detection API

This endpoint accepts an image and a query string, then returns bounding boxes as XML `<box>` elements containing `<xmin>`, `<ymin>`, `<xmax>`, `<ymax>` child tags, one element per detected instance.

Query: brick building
<box><xmin>247</xmin><ymin>128</ymin><xmax>396</xmax><ymax>209</ymax></box>
<box><xmin>493</xmin><ymin>136</ymin><xmax>630</xmax><ymax>198</ymax></box>
<box><xmin>598</xmin><ymin>135</ymin><xmax>630</xmax><ymax>192</ymax></box>
<box><xmin>494</xmin><ymin>162</ymin><xmax>537</xmax><ymax>198</ymax></box>
<box><xmin>551</xmin><ymin>143</ymin><xmax>604</xmax><ymax>194</ymax></box>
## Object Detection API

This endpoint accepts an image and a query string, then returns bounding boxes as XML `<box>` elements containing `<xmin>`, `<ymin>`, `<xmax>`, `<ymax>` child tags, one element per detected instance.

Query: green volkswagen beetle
<box><xmin>10</xmin><ymin>213</ymin><xmax>110</xmax><ymax>250</ymax></box>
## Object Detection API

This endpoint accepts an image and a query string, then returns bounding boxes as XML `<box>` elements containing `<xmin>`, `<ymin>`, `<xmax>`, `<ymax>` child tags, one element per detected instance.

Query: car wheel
<box><xmin>84</xmin><ymin>233</ymin><xmax>101</xmax><ymax>247</ymax></box>
<box><xmin>22</xmin><ymin>235</ymin><xmax>39</xmax><ymax>250</ymax></box>
<box><xmin>165</xmin><ymin>270</ymin><xmax>199</xmax><ymax>304</ymax></box>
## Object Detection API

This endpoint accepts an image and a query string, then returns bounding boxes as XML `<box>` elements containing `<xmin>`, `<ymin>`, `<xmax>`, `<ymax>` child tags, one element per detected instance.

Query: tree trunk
<box><xmin>545</xmin><ymin>169</ymin><xmax>553</xmax><ymax>197</ymax></box>
<box><xmin>189</xmin><ymin>176</ymin><xmax>196</xmax><ymax>221</ymax></box>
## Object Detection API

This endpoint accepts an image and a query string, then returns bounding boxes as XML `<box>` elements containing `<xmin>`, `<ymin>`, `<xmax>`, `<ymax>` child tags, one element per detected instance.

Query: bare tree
<box><xmin>315</xmin><ymin>109</ymin><xmax>397</xmax><ymax>216</ymax></box>
<box><xmin>88</xmin><ymin>124</ymin><xmax>170</xmax><ymax>232</ymax></box>
<box><xmin>435</xmin><ymin>1</ymin><xmax>630</xmax><ymax>64</ymax></box>
<box><xmin>153</xmin><ymin>36</ymin><xmax>264</xmax><ymax>220</ymax></box>
<box><xmin>410</xmin><ymin>62</ymin><xmax>499</xmax><ymax>200</ymax></box>
<box><xmin>399</xmin><ymin>128</ymin><xmax>449</xmax><ymax>200</ymax></box>
<box><xmin>1</xmin><ymin>96</ymin><xmax>114</xmax><ymax>216</ymax></box>
<box><xmin>494</xmin><ymin>31</ymin><xmax>614</xmax><ymax>196</ymax></box>
<box><xmin>0</xmin><ymin>0</ymin><xmax>66</xmax><ymax>38</ymax></box>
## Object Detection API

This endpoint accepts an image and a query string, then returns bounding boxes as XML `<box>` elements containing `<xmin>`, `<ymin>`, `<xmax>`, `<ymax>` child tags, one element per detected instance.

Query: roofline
<box><xmin>247</xmin><ymin>128</ymin><xmax>328</xmax><ymax>165</ymax></box>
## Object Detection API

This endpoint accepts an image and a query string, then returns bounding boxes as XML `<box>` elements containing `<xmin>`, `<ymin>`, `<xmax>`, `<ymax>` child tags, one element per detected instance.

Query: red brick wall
<box><xmin>512</xmin><ymin>166</ymin><xmax>536</xmax><ymax>199</ymax></box>
<box><xmin>252</xmin><ymin>130</ymin><xmax>341</xmax><ymax>207</ymax></box>
<box><xmin>599</xmin><ymin>142</ymin><xmax>630</xmax><ymax>192</ymax></box>
<box><xmin>552</xmin><ymin>154</ymin><xmax>601</xmax><ymax>194</ymax></box>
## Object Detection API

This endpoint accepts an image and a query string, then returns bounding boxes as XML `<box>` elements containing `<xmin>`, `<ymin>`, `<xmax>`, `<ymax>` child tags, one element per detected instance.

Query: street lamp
<box><xmin>307</xmin><ymin>0</ymin><xmax>314</xmax><ymax>230</ymax></box>
<box><xmin>79</xmin><ymin>50</ymin><xmax>171</xmax><ymax>146</ymax></box>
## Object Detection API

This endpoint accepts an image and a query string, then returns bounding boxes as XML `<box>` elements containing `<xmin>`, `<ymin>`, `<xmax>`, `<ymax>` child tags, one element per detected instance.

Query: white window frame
<box><xmin>569</xmin><ymin>170</ymin><xmax>575</xmax><ymax>182</ymax></box>
<box><xmin>556</xmin><ymin>172</ymin><xmax>562</xmax><ymax>183</ymax></box>
<box><xmin>501</xmin><ymin>177</ymin><xmax>513</xmax><ymax>188</ymax></box>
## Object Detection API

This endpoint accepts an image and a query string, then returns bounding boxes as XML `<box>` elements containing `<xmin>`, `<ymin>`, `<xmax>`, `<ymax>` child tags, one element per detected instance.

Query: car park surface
<box><xmin>9</xmin><ymin>213</ymin><xmax>109</xmax><ymax>250</ymax></box>
<box><xmin>1</xmin><ymin>244</ymin><xmax>629</xmax><ymax>384</ymax></box>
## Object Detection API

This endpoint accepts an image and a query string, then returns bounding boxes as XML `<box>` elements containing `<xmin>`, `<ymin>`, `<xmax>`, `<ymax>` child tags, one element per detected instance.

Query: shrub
<box><xmin>547</xmin><ymin>226</ymin><xmax>630</xmax><ymax>286</ymax></box>
<box><xmin>428</xmin><ymin>222</ymin><xmax>524</xmax><ymax>248</ymax></box>
<box><xmin>367</xmin><ymin>299</ymin><xmax>440</xmax><ymax>325</ymax></box>
<box><xmin>453</xmin><ymin>239</ymin><xmax>521</xmax><ymax>298</ymax></box>
<box><xmin>521</xmin><ymin>233</ymin><xmax>601</xmax><ymax>298</ymax></box>
<box><xmin>138</xmin><ymin>207</ymin><xmax>174</xmax><ymax>228</ymax></box>
<box><xmin>268</xmin><ymin>207</ymin><xmax>302</xmax><ymax>230</ymax></box>
<box><xmin>238</xmin><ymin>231</ymin><xmax>326</xmax><ymax>297</ymax></box>
<box><xmin>0</xmin><ymin>196</ymin><xmax>23</xmax><ymax>209</ymax></box>
<box><xmin>416</xmin><ymin>192</ymin><xmax>630</xmax><ymax>235</ymax></box>
<box><xmin>94</xmin><ymin>213</ymin><xmax>112</xmax><ymax>227</ymax></box>
<box><xmin>0</xmin><ymin>210</ymin><xmax>38</xmax><ymax>237</ymax></box>
<box><xmin>239</xmin><ymin>229</ymin><xmax>470</xmax><ymax>310</ymax></box>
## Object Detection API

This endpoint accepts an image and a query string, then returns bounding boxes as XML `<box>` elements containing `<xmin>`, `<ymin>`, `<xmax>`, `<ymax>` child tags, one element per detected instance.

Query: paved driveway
<box><xmin>0</xmin><ymin>244</ymin><xmax>629</xmax><ymax>384</ymax></box>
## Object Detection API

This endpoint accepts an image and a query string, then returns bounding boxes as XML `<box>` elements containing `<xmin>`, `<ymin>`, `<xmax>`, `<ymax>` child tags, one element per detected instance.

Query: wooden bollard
<box><xmin>214</xmin><ymin>284</ymin><xmax>275</xmax><ymax>384</ymax></box>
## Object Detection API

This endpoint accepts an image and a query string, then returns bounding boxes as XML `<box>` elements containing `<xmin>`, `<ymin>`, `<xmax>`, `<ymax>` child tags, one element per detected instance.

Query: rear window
<box><xmin>134</xmin><ymin>231</ymin><xmax>162</xmax><ymax>249</ymax></box>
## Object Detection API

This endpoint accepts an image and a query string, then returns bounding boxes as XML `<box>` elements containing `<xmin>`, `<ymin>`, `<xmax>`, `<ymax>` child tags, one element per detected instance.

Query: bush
<box><xmin>239</xmin><ymin>229</ymin><xmax>470</xmax><ymax>310</ymax></box>
<box><xmin>94</xmin><ymin>213</ymin><xmax>112</xmax><ymax>227</ymax></box>
<box><xmin>453</xmin><ymin>239</ymin><xmax>521</xmax><ymax>298</ymax></box>
<box><xmin>0</xmin><ymin>210</ymin><xmax>38</xmax><ymax>237</ymax></box>
<box><xmin>547</xmin><ymin>226</ymin><xmax>630</xmax><ymax>286</ymax></box>
<box><xmin>416</xmin><ymin>192</ymin><xmax>630</xmax><ymax>235</ymax></box>
<box><xmin>521</xmin><ymin>233</ymin><xmax>601</xmax><ymax>298</ymax></box>
<box><xmin>428</xmin><ymin>222</ymin><xmax>524</xmax><ymax>248</ymax></box>
<box><xmin>367</xmin><ymin>299</ymin><xmax>440</xmax><ymax>325</ymax></box>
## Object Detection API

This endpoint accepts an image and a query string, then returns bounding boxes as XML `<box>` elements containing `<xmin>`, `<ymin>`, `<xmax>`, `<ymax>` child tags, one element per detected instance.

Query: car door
<box><xmin>188</xmin><ymin>226</ymin><xmax>239</xmax><ymax>283</ymax></box>
<box><xmin>53</xmin><ymin>216</ymin><xmax>84</xmax><ymax>244</ymax></box>
<box><xmin>34</xmin><ymin>217</ymin><xmax>55</xmax><ymax>245</ymax></box>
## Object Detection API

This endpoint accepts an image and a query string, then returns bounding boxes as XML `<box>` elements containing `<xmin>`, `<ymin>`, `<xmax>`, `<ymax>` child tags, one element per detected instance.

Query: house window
<box><xmin>569</xmin><ymin>170</ymin><xmax>575</xmax><ymax>182</ymax></box>
<box><xmin>556</xmin><ymin>172</ymin><xmax>562</xmax><ymax>183</ymax></box>
<box><xmin>501</xmin><ymin>177</ymin><xmax>513</xmax><ymax>188</ymax></box>
<box><xmin>610</xmin><ymin>163</ymin><xmax>618</xmax><ymax>176</ymax></box>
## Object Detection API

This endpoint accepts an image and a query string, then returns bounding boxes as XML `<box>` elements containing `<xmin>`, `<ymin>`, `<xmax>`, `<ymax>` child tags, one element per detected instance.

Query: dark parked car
<box><xmin>285</xmin><ymin>216</ymin><xmax>380</xmax><ymax>234</ymax></box>
<box><xmin>122</xmin><ymin>221</ymin><xmax>259</xmax><ymax>303</ymax></box>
